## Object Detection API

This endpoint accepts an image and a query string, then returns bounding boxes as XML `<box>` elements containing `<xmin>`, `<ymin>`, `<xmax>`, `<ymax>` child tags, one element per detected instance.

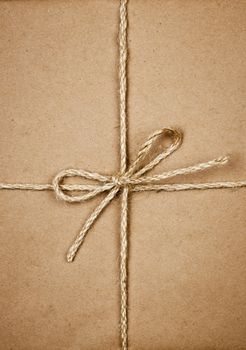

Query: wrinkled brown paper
<box><xmin>0</xmin><ymin>1</ymin><xmax>246</xmax><ymax>349</ymax></box>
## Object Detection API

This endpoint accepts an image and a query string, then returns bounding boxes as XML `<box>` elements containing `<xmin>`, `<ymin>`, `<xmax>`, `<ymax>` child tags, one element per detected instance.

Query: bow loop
<box><xmin>53</xmin><ymin>168</ymin><xmax>113</xmax><ymax>203</ymax></box>
<box><xmin>126</xmin><ymin>128</ymin><xmax>182</xmax><ymax>179</ymax></box>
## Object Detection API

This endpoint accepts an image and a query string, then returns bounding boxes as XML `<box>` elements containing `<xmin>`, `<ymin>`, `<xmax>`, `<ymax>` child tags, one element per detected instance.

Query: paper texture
<box><xmin>0</xmin><ymin>1</ymin><xmax>246</xmax><ymax>349</ymax></box>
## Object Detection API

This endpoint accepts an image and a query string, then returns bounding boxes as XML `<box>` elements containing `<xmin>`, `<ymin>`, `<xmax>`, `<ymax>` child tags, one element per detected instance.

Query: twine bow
<box><xmin>51</xmin><ymin>127</ymin><xmax>241</xmax><ymax>263</ymax></box>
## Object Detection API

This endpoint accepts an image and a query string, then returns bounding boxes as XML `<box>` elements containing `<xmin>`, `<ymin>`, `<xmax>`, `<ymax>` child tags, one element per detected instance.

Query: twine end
<box><xmin>219</xmin><ymin>155</ymin><xmax>230</xmax><ymax>165</ymax></box>
<box><xmin>67</xmin><ymin>253</ymin><xmax>74</xmax><ymax>263</ymax></box>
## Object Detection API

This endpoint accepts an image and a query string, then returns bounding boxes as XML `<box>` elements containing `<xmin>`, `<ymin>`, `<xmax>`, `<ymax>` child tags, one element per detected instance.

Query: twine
<box><xmin>0</xmin><ymin>0</ymin><xmax>246</xmax><ymax>349</ymax></box>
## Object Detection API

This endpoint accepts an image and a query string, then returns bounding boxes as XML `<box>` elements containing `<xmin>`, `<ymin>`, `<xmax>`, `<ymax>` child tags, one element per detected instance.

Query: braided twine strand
<box><xmin>0</xmin><ymin>0</ymin><xmax>246</xmax><ymax>349</ymax></box>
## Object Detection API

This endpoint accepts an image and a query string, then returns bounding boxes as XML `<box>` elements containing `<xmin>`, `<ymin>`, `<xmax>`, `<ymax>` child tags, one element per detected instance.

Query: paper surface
<box><xmin>0</xmin><ymin>1</ymin><xmax>246</xmax><ymax>349</ymax></box>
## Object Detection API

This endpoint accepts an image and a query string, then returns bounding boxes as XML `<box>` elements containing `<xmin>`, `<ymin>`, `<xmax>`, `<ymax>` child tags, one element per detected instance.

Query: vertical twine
<box><xmin>119</xmin><ymin>0</ymin><xmax>128</xmax><ymax>174</ymax></box>
<box><xmin>119</xmin><ymin>1</ymin><xmax>129</xmax><ymax>349</ymax></box>
<box><xmin>120</xmin><ymin>187</ymin><xmax>129</xmax><ymax>350</ymax></box>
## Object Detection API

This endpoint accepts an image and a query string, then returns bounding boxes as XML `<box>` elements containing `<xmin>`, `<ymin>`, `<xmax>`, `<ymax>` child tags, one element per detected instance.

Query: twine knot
<box><xmin>112</xmin><ymin>175</ymin><xmax>127</xmax><ymax>188</ymax></box>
